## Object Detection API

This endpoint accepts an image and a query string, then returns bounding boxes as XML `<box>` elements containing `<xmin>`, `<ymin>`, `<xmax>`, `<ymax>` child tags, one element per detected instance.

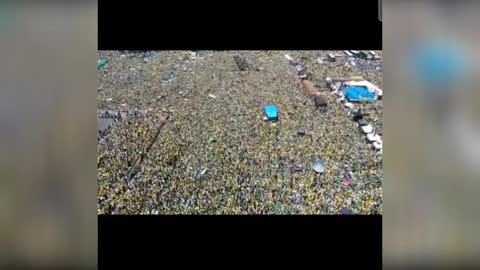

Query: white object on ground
<box><xmin>344</xmin><ymin>102</ymin><xmax>354</xmax><ymax>109</ymax></box>
<box><xmin>361</xmin><ymin>124</ymin><xmax>374</xmax><ymax>134</ymax></box>
<box><xmin>330</xmin><ymin>89</ymin><xmax>339</xmax><ymax>96</ymax></box>
<box><xmin>313</xmin><ymin>160</ymin><xmax>326</xmax><ymax>173</ymax></box>
<box><xmin>208</xmin><ymin>94</ymin><xmax>217</xmax><ymax>99</ymax></box>
<box><xmin>284</xmin><ymin>54</ymin><xmax>294</xmax><ymax>62</ymax></box>
<box><xmin>367</xmin><ymin>132</ymin><xmax>381</xmax><ymax>142</ymax></box>
<box><xmin>106</xmin><ymin>98</ymin><xmax>113</xmax><ymax>102</ymax></box>
<box><xmin>372</xmin><ymin>140</ymin><xmax>383</xmax><ymax>150</ymax></box>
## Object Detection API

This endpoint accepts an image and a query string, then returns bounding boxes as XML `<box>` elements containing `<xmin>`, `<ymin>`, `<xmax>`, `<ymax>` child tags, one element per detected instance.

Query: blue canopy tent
<box><xmin>264</xmin><ymin>105</ymin><xmax>279</xmax><ymax>121</ymax></box>
<box><xmin>344</xmin><ymin>86</ymin><xmax>376</xmax><ymax>102</ymax></box>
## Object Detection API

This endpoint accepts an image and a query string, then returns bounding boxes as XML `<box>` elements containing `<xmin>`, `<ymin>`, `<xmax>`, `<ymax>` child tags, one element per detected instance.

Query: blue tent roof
<box><xmin>344</xmin><ymin>86</ymin><xmax>376</xmax><ymax>102</ymax></box>
<box><xmin>264</xmin><ymin>105</ymin><xmax>279</xmax><ymax>121</ymax></box>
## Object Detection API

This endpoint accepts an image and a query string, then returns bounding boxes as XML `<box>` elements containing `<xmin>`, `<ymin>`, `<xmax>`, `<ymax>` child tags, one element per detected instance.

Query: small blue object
<box><xmin>313</xmin><ymin>159</ymin><xmax>325</xmax><ymax>173</ymax></box>
<box><xmin>344</xmin><ymin>86</ymin><xmax>376</xmax><ymax>102</ymax></box>
<box><xmin>264</xmin><ymin>105</ymin><xmax>279</xmax><ymax>121</ymax></box>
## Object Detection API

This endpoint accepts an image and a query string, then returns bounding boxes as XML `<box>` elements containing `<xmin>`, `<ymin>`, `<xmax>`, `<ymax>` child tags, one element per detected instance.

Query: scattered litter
<box><xmin>359</xmin><ymin>51</ymin><xmax>369</xmax><ymax>59</ymax></box>
<box><xmin>295</xmin><ymin>164</ymin><xmax>304</xmax><ymax>172</ymax></box>
<box><xmin>367</xmin><ymin>132</ymin><xmax>381</xmax><ymax>142</ymax></box>
<box><xmin>313</xmin><ymin>159</ymin><xmax>325</xmax><ymax>173</ymax></box>
<box><xmin>121</xmin><ymin>103</ymin><xmax>127</xmax><ymax>107</ymax></box>
<box><xmin>297</xmin><ymin>69</ymin><xmax>307</xmax><ymax>78</ymax></box>
<box><xmin>342</xmin><ymin>178</ymin><xmax>352</xmax><ymax>187</ymax></box>
<box><xmin>344</xmin><ymin>50</ymin><xmax>354</xmax><ymax>57</ymax></box>
<box><xmin>297</xmin><ymin>129</ymin><xmax>306</xmax><ymax>136</ymax></box>
<box><xmin>97</xmin><ymin>59</ymin><xmax>107</xmax><ymax>70</ymax></box>
<box><xmin>327</xmin><ymin>53</ymin><xmax>336</xmax><ymax>62</ymax></box>
<box><xmin>284</xmin><ymin>54</ymin><xmax>294</xmax><ymax>63</ymax></box>
<box><xmin>295</xmin><ymin>65</ymin><xmax>307</xmax><ymax>78</ymax></box>
<box><xmin>200</xmin><ymin>168</ymin><xmax>208</xmax><ymax>176</ymax></box>
<box><xmin>264</xmin><ymin>105</ymin><xmax>279</xmax><ymax>121</ymax></box>
<box><xmin>106</xmin><ymin>98</ymin><xmax>113</xmax><ymax>102</ymax></box>
<box><xmin>161</xmin><ymin>72</ymin><xmax>174</xmax><ymax>82</ymax></box>
<box><xmin>344</xmin><ymin>102</ymin><xmax>354</xmax><ymax>110</ymax></box>
<box><xmin>341</xmin><ymin>208</ymin><xmax>354</xmax><ymax>215</ymax></box>
<box><xmin>352</xmin><ymin>110</ymin><xmax>364</xmax><ymax>122</ymax></box>
<box><xmin>358</xmin><ymin>119</ymin><xmax>368</xmax><ymax>126</ymax></box>
<box><xmin>234</xmin><ymin>55</ymin><xmax>251</xmax><ymax>71</ymax></box>
<box><xmin>208</xmin><ymin>94</ymin><xmax>217</xmax><ymax>99</ymax></box>
<box><xmin>208</xmin><ymin>135</ymin><xmax>217</xmax><ymax>142</ymax></box>
<box><xmin>317</xmin><ymin>58</ymin><xmax>324</xmax><ymax>64</ymax></box>
<box><xmin>361</xmin><ymin>124</ymin><xmax>374</xmax><ymax>134</ymax></box>
<box><xmin>373</xmin><ymin>140</ymin><xmax>383</xmax><ymax>151</ymax></box>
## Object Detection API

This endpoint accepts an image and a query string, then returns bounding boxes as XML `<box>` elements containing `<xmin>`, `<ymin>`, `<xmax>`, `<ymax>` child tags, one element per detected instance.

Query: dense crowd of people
<box><xmin>97</xmin><ymin>50</ymin><xmax>383</xmax><ymax>214</ymax></box>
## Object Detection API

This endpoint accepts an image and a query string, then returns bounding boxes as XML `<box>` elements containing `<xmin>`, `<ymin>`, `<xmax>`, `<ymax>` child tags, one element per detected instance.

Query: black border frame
<box><xmin>99</xmin><ymin>215</ymin><xmax>382</xmax><ymax>268</ymax></box>
<box><xmin>98</xmin><ymin>1</ymin><xmax>382</xmax><ymax>268</ymax></box>
<box><xmin>98</xmin><ymin>1</ymin><xmax>382</xmax><ymax>50</ymax></box>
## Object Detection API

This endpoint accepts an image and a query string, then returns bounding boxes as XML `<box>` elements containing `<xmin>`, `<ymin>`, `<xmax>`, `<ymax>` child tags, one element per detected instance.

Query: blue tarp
<box><xmin>264</xmin><ymin>105</ymin><xmax>279</xmax><ymax>121</ymax></box>
<box><xmin>344</xmin><ymin>86</ymin><xmax>376</xmax><ymax>102</ymax></box>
